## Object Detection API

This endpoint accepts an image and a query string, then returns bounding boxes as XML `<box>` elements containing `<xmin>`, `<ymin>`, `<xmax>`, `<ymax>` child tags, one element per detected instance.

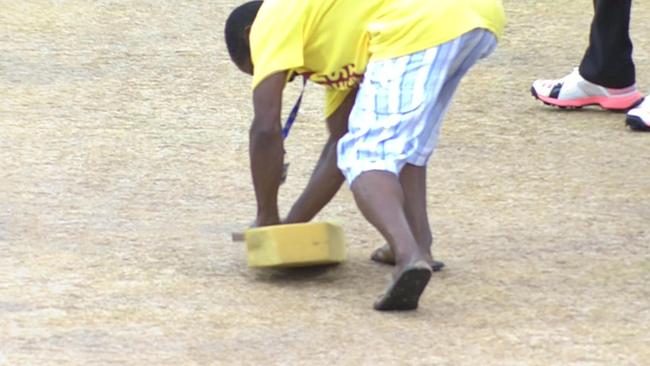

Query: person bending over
<box><xmin>225</xmin><ymin>0</ymin><xmax>505</xmax><ymax>310</ymax></box>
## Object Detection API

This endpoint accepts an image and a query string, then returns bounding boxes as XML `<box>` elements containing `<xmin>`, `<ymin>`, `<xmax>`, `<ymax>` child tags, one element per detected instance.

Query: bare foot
<box><xmin>370</xmin><ymin>244</ymin><xmax>445</xmax><ymax>271</ymax></box>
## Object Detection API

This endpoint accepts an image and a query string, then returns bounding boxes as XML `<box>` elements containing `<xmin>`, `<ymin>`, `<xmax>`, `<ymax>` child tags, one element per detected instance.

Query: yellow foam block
<box><xmin>245</xmin><ymin>222</ymin><xmax>347</xmax><ymax>268</ymax></box>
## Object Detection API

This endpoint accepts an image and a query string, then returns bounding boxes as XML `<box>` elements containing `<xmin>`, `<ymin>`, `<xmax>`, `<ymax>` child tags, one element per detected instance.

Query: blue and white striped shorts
<box><xmin>337</xmin><ymin>28</ymin><xmax>497</xmax><ymax>185</ymax></box>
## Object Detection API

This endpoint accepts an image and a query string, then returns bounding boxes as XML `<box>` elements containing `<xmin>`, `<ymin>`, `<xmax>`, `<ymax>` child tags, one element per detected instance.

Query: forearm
<box><xmin>248</xmin><ymin>72</ymin><xmax>288</xmax><ymax>227</ymax></box>
<box><xmin>285</xmin><ymin>137</ymin><xmax>344</xmax><ymax>223</ymax></box>
<box><xmin>284</xmin><ymin>89</ymin><xmax>356</xmax><ymax>223</ymax></box>
<box><xmin>249</xmin><ymin>124</ymin><xmax>284</xmax><ymax>225</ymax></box>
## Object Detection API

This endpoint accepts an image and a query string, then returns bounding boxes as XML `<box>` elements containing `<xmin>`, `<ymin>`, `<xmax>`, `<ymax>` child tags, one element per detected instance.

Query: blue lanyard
<box><xmin>281</xmin><ymin>76</ymin><xmax>307</xmax><ymax>139</ymax></box>
<box><xmin>280</xmin><ymin>76</ymin><xmax>306</xmax><ymax>183</ymax></box>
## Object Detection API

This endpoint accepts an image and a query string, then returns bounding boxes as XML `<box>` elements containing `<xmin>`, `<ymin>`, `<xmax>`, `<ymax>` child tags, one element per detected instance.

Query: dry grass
<box><xmin>1</xmin><ymin>1</ymin><xmax>649</xmax><ymax>365</ymax></box>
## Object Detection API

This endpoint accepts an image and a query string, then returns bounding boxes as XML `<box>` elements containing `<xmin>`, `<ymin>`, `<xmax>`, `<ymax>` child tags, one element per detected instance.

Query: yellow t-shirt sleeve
<box><xmin>325</xmin><ymin>89</ymin><xmax>352</xmax><ymax>118</ymax></box>
<box><xmin>250</xmin><ymin>0</ymin><xmax>306</xmax><ymax>90</ymax></box>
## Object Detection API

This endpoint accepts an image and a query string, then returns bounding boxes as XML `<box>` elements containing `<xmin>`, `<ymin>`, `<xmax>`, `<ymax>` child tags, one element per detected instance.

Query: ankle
<box><xmin>416</xmin><ymin>232</ymin><xmax>432</xmax><ymax>250</ymax></box>
<box><xmin>394</xmin><ymin>248</ymin><xmax>428</xmax><ymax>267</ymax></box>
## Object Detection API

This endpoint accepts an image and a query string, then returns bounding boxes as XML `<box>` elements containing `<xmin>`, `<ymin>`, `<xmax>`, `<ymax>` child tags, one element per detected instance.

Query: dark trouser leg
<box><xmin>579</xmin><ymin>0</ymin><xmax>635</xmax><ymax>88</ymax></box>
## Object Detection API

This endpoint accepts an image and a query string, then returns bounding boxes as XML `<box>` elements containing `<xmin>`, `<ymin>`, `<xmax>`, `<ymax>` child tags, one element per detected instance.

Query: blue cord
<box><xmin>281</xmin><ymin>76</ymin><xmax>307</xmax><ymax>139</ymax></box>
<box><xmin>279</xmin><ymin>76</ymin><xmax>306</xmax><ymax>183</ymax></box>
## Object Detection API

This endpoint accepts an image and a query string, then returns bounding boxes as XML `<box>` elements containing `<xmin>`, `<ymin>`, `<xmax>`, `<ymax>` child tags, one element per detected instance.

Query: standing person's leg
<box><xmin>582</xmin><ymin>0</ymin><xmax>650</xmax><ymax>132</ymax></box>
<box><xmin>626</xmin><ymin>98</ymin><xmax>650</xmax><ymax>131</ymax></box>
<box><xmin>531</xmin><ymin>0</ymin><xmax>643</xmax><ymax>110</ymax></box>
<box><xmin>580</xmin><ymin>0</ymin><xmax>635</xmax><ymax>88</ymax></box>
<box><xmin>612</xmin><ymin>0</ymin><xmax>650</xmax><ymax>132</ymax></box>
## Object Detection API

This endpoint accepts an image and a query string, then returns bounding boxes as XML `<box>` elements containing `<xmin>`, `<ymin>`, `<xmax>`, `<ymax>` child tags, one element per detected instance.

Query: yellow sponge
<box><xmin>245</xmin><ymin>222</ymin><xmax>347</xmax><ymax>268</ymax></box>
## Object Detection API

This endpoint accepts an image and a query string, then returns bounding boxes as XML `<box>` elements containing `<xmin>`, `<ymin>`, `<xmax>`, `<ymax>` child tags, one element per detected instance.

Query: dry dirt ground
<box><xmin>1</xmin><ymin>1</ymin><xmax>649</xmax><ymax>365</ymax></box>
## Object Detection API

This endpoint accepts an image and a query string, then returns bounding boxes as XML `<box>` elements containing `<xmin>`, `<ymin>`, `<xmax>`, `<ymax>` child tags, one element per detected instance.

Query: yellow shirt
<box><xmin>250</xmin><ymin>0</ymin><xmax>505</xmax><ymax>117</ymax></box>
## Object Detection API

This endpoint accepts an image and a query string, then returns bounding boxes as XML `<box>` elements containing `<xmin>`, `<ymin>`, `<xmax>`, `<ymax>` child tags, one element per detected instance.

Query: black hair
<box><xmin>224</xmin><ymin>1</ymin><xmax>263</xmax><ymax>66</ymax></box>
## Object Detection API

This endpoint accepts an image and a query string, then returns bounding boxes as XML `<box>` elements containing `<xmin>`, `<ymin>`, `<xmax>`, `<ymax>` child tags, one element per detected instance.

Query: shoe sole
<box><xmin>374</xmin><ymin>263</ymin><xmax>432</xmax><ymax>311</ymax></box>
<box><xmin>531</xmin><ymin>87</ymin><xmax>643</xmax><ymax>111</ymax></box>
<box><xmin>626</xmin><ymin>115</ymin><xmax>650</xmax><ymax>132</ymax></box>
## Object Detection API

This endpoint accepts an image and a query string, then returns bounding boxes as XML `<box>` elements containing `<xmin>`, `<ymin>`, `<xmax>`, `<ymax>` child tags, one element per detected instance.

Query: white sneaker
<box><xmin>532</xmin><ymin>68</ymin><xmax>644</xmax><ymax>111</ymax></box>
<box><xmin>626</xmin><ymin>97</ymin><xmax>650</xmax><ymax>131</ymax></box>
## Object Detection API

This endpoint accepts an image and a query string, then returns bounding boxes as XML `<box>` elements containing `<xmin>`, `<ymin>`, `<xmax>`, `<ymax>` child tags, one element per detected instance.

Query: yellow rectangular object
<box><xmin>245</xmin><ymin>222</ymin><xmax>347</xmax><ymax>268</ymax></box>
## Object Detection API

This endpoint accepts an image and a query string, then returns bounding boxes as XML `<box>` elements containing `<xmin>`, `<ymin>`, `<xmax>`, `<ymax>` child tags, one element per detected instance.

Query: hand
<box><xmin>231</xmin><ymin>216</ymin><xmax>281</xmax><ymax>242</ymax></box>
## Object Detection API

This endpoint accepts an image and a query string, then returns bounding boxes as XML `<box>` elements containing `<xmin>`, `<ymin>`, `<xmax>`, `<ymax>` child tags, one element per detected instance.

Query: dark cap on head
<box><xmin>224</xmin><ymin>1</ymin><xmax>263</xmax><ymax>68</ymax></box>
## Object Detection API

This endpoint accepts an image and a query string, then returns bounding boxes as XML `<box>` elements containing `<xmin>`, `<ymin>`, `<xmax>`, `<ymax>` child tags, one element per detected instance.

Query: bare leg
<box><xmin>351</xmin><ymin>170</ymin><xmax>432</xmax><ymax>310</ymax></box>
<box><xmin>369</xmin><ymin>164</ymin><xmax>445</xmax><ymax>270</ymax></box>
<box><xmin>400</xmin><ymin>164</ymin><xmax>434</xmax><ymax>261</ymax></box>
<box><xmin>351</xmin><ymin>170</ymin><xmax>425</xmax><ymax>271</ymax></box>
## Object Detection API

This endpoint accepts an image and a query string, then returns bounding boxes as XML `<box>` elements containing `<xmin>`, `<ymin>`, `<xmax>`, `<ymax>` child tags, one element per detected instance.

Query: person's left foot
<box><xmin>374</xmin><ymin>260</ymin><xmax>432</xmax><ymax>311</ymax></box>
<box><xmin>626</xmin><ymin>97</ymin><xmax>650</xmax><ymax>131</ymax></box>
<box><xmin>370</xmin><ymin>244</ymin><xmax>445</xmax><ymax>271</ymax></box>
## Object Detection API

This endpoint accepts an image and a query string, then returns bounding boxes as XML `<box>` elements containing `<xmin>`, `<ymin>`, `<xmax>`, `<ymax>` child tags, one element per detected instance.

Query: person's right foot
<box><xmin>374</xmin><ymin>260</ymin><xmax>432</xmax><ymax>311</ymax></box>
<box><xmin>626</xmin><ymin>97</ymin><xmax>650</xmax><ymax>131</ymax></box>
<box><xmin>531</xmin><ymin>68</ymin><xmax>644</xmax><ymax>111</ymax></box>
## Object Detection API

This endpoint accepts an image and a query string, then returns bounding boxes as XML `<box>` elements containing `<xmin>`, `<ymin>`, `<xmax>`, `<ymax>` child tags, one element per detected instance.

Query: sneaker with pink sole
<box><xmin>626</xmin><ymin>97</ymin><xmax>650</xmax><ymax>131</ymax></box>
<box><xmin>531</xmin><ymin>68</ymin><xmax>644</xmax><ymax>111</ymax></box>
